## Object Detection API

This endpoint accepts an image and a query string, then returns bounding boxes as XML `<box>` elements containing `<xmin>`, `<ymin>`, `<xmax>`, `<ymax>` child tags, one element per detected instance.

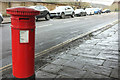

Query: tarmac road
<box><xmin>0</xmin><ymin>12</ymin><xmax>118</xmax><ymax>67</ymax></box>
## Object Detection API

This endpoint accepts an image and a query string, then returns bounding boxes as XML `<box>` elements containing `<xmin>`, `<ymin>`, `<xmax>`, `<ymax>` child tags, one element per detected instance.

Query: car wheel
<box><xmin>71</xmin><ymin>12</ymin><xmax>75</xmax><ymax>18</ymax></box>
<box><xmin>85</xmin><ymin>12</ymin><xmax>87</xmax><ymax>16</ymax></box>
<box><xmin>60</xmin><ymin>13</ymin><xmax>65</xmax><ymax>19</ymax></box>
<box><xmin>90</xmin><ymin>12</ymin><xmax>92</xmax><ymax>15</ymax></box>
<box><xmin>79</xmin><ymin>12</ymin><xmax>82</xmax><ymax>16</ymax></box>
<box><xmin>50</xmin><ymin>17</ymin><xmax>54</xmax><ymax>19</ymax></box>
<box><xmin>76</xmin><ymin>14</ymin><xmax>79</xmax><ymax>17</ymax></box>
<box><xmin>0</xmin><ymin>17</ymin><xmax>2</xmax><ymax>24</ymax></box>
<box><xmin>36</xmin><ymin>17</ymin><xmax>38</xmax><ymax>21</ymax></box>
<box><xmin>45</xmin><ymin>14</ymin><xmax>50</xmax><ymax>20</ymax></box>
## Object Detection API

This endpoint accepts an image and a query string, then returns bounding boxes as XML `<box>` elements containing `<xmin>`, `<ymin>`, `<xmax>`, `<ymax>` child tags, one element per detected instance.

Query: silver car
<box><xmin>28</xmin><ymin>6</ymin><xmax>50</xmax><ymax>21</ymax></box>
<box><xmin>0</xmin><ymin>13</ymin><xmax>3</xmax><ymax>24</ymax></box>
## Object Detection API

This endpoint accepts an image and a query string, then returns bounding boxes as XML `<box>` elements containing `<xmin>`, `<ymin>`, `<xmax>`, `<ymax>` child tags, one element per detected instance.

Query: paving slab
<box><xmin>36</xmin><ymin>24</ymin><xmax>119</xmax><ymax>79</ymax></box>
<box><xmin>41</xmin><ymin>64</ymin><xmax>63</xmax><ymax>74</ymax></box>
<box><xmin>36</xmin><ymin>70</ymin><xmax>57</xmax><ymax>78</ymax></box>
<box><xmin>83</xmin><ymin>71</ymin><xmax>110</xmax><ymax>78</ymax></box>
<box><xmin>58</xmin><ymin>66</ymin><xmax>86</xmax><ymax>78</ymax></box>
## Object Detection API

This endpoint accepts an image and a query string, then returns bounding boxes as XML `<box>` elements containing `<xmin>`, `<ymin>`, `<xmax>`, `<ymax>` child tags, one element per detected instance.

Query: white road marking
<box><xmin>37</xmin><ymin>24</ymin><xmax>53</xmax><ymax>28</ymax></box>
<box><xmin>55</xmin><ymin>37</ymin><xmax>61</xmax><ymax>40</ymax></box>
<box><xmin>70</xmin><ymin>30</ymin><xmax>79</xmax><ymax>34</ymax></box>
<box><xmin>63</xmin><ymin>19</ymin><xmax>80</xmax><ymax>23</ymax></box>
<box><xmin>73</xmin><ymin>19</ymin><xmax>79</xmax><ymax>21</ymax></box>
<box><xmin>39</xmin><ymin>42</ymin><xmax>44</xmax><ymax>46</ymax></box>
<box><xmin>64</xmin><ymin>21</ymin><xmax>73</xmax><ymax>23</ymax></box>
<box><xmin>75</xmin><ymin>17</ymin><xmax>84</xmax><ymax>19</ymax></box>
<box><xmin>84</xmin><ymin>17</ymin><xmax>89</xmax><ymax>19</ymax></box>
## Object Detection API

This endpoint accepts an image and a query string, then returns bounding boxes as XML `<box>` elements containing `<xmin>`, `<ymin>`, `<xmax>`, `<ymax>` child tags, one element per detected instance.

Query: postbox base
<box><xmin>13</xmin><ymin>74</ymin><xmax>35</xmax><ymax>80</ymax></box>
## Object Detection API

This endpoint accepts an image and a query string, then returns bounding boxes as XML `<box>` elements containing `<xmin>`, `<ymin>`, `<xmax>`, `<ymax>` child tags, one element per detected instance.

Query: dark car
<box><xmin>102</xmin><ymin>9</ymin><xmax>111</xmax><ymax>13</ymax></box>
<box><xmin>29</xmin><ymin>5</ymin><xmax>50</xmax><ymax>20</ymax></box>
<box><xmin>0</xmin><ymin>13</ymin><xmax>3</xmax><ymax>24</ymax></box>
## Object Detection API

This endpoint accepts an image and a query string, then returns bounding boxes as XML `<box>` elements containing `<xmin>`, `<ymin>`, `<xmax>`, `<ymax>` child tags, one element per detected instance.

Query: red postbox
<box><xmin>6</xmin><ymin>7</ymin><xmax>40</xmax><ymax>79</ymax></box>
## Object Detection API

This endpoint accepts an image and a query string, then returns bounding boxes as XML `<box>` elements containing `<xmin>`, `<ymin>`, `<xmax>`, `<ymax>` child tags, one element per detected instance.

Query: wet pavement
<box><xmin>35</xmin><ymin>24</ymin><xmax>119</xmax><ymax>79</ymax></box>
<box><xmin>1</xmin><ymin>12</ymin><xmax>118</xmax><ymax>67</ymax></box>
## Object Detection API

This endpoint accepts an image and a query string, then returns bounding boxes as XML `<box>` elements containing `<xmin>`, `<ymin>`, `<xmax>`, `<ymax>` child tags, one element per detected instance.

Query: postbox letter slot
<box><xmin>19</xmin><ymin>18</ymin><xmax>29</xmax><ymax>20</ymax></box>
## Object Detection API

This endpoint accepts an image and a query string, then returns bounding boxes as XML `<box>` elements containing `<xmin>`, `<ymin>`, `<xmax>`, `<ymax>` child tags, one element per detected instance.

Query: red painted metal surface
<box><xmin>6</xmin><ymin>7</ymin><xmax>40</xmax><ymax>78</ymax></box>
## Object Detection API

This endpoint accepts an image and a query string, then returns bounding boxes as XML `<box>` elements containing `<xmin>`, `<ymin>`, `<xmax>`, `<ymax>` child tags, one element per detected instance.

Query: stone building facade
<box><xmin>0</xmin><ymin>1</ymin><xmax>90</xmax><ymax>16</ymax></box>
<box><xmin>0</xmin><ymin>2</ymin><xmax>69</xmax><ymax>16</ymax></box>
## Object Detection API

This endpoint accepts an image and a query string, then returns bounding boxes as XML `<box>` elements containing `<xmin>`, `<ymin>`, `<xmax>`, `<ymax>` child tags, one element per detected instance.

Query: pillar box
<box><xmin>6</xmin><ymin>7</ymin><xmax>40</xmax><ymax>79</ymax></box>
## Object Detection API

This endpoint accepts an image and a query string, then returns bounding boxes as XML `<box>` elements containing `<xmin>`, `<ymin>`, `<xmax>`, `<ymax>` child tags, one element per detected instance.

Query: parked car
<box><xmin>75</xmin><ymin>9</ymin><xmax>87</xmax><ymax>16</ymax></box>
<box><xmin>102</xmin><ymin>9</ymin><xmax>111</xmax><ymax>13</ymax></box>
<box><xmin>85</xmin><ymin>8</ymin><xmax>94</xmax><ymax>15</ymax></box>
<box><xmin>50</xmin><ymin>6</ymin><xmax>75</xmax><ymax>19</ymax></box>
<box><xmin>28</xmin><ymin>5</ymin><xmax>50</xmax><ymax>20</ymax></box>
<box><xmin>0</xmin><ymin>13</ymin><xmax>3</xmax><ymax>24</ymax></box>
<box><xmin>93</xmin><ymin>8</ymin><xmax>102</xmax><ymax>14</ymax></box>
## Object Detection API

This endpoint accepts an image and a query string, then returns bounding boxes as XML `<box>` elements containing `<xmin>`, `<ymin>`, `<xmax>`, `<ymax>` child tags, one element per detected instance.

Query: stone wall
<box><xmin>0</xmin><ymin>1</ymin><xmax>90</xmax><ymax>16</ymax></box>
<box><xmin>0</xmin><ymin>2</ymin><xmax>69</xmax><ymax>16</ymax></box>
<box><xmin>0</xmin><ymin>2</ymin><xmax>2</xmax><ymax>14</ymax></box>
<box><xmin>0</xmin><ymin>2</ymin><xmax>10</xmax><ymax>16</ymax></box>
<box><xmin>106</xmin><ymin>2</ymin><xmax>119</xmax><ymax>11</ymax></box>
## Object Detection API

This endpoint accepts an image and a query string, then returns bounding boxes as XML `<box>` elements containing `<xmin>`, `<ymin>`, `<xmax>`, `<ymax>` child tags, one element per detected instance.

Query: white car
<box><xmin>75</xmin><ymin>9</ymin><xmax>87</xmax><ymax>16</ymax></box>
<box><xmin>85</xmin><ymin>8</ymin><xmax>94</xmax><ymax>15</ymax></box>
<box><xmin>0</xmin><ymin>13</ymin><xmax>3</xmax><ymax>24</ymax></box>
<box><xmin>50</xmin><ymin>6</ymin><xmax>75</xmax><ymax>19</ymax></box>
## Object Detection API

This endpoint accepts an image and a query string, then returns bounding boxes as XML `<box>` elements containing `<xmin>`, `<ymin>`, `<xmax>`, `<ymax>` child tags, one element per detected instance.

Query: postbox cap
<box><xmin>6</xmin><ymin>7</ymin><xmax>40</xmax><ymax>16</ymax></box>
